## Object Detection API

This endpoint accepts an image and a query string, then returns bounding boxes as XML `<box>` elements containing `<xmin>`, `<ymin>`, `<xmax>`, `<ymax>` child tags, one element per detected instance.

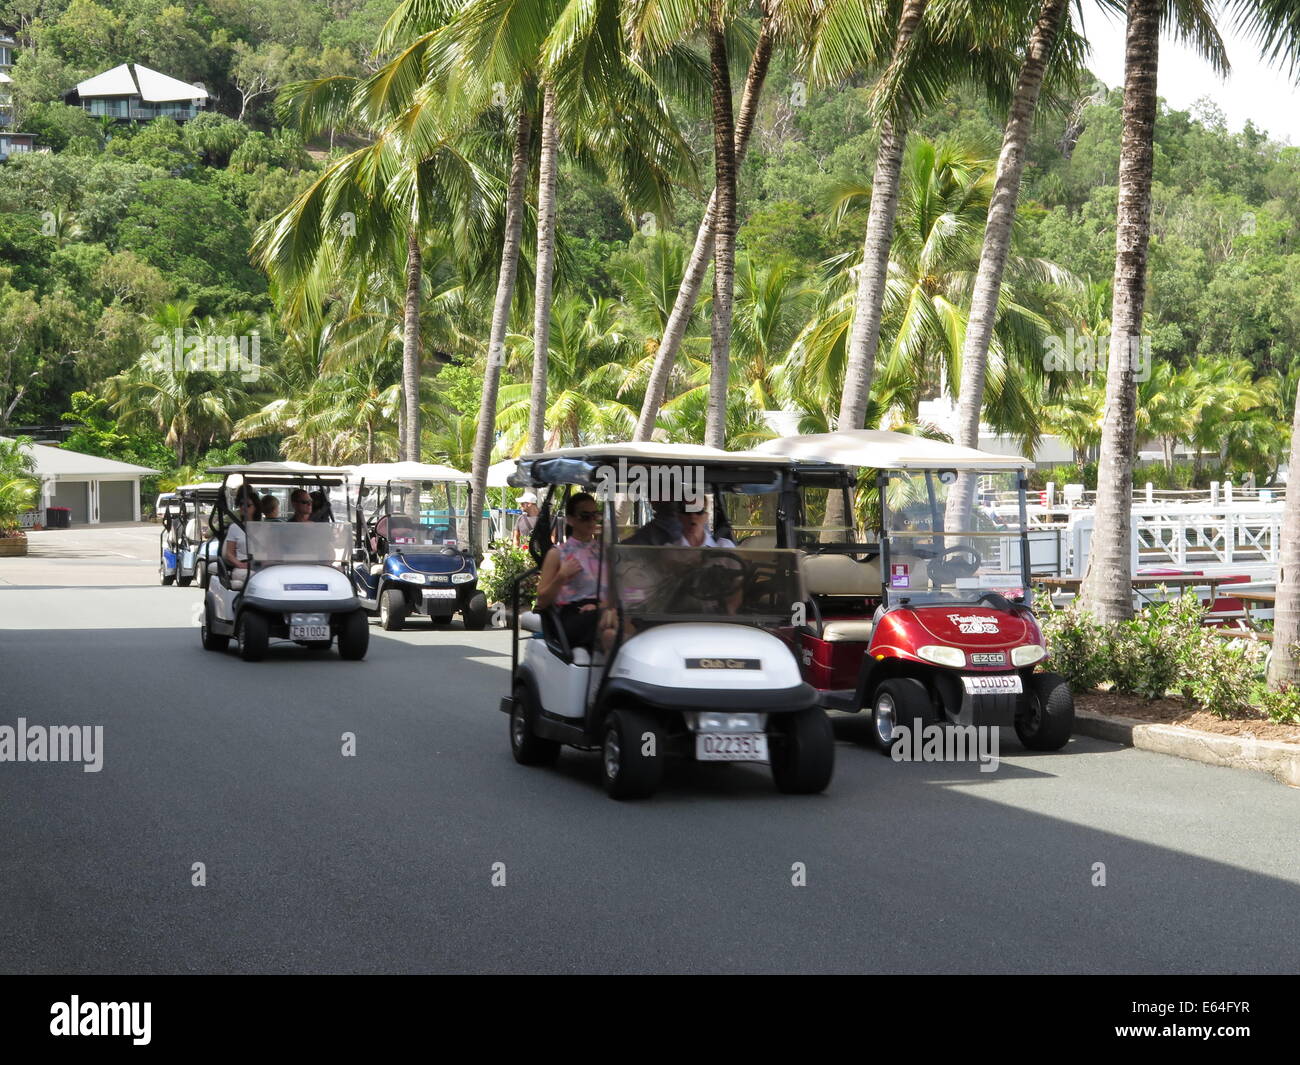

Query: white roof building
<box><xmin>1</xmin><ymin>436</ymin><xmax>159</xmax><ymax>525</ymax></box>
<box><xmin>65</xmin><ymin>63</ymin><xmax>208</xmax><ymax>122</ymax></box>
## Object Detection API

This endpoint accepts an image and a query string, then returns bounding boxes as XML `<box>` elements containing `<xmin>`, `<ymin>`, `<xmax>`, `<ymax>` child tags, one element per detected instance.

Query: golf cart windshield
<box><xmin>882</xmin><ymin>469</ymin><xmax>1028</xmax><ymax>606</ymax></box>
<box><xmin>607</xmin><ymin>544</ymin><xmax>803</xmax><ymax>627</ymax></box>
<box><xmin>377</xmin><ymin>479</ymin><xmax>468</xmax><ymax>548</ymax></box>
<box><xmin>245</xmin><ymin>521</ymin><xmax>352</xmax><ymax>564</ymax></box>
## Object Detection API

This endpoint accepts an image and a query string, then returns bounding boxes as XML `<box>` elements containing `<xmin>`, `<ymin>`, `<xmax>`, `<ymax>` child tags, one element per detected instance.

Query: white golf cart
<box><xmin>345</xmin><ymin>462</ymin><xmax>488</xmax><ymax>630</ymax></box>
<box><xmin>199</xmin><ymin>462</ymin><xmax>369</xmax><ymax>662</ymax></box>
<box><xmin>500</xmin><ymin>443</ymin><xmax>835</xmax><ymax>800</ymax></box>
<box><xmin>755</xmin><ymin>430</ymin><xmax>1074</xmax><ymax>752</ymax></box>
<box><xmin>162</xmin><ymin>482</ymin><xmax>222</xmax><ymax>588</ymax></box>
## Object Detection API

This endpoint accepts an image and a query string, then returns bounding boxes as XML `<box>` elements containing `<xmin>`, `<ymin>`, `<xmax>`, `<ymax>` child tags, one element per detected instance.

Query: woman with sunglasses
<box><xmin>223</xmin><ymin>489</ymin><xmax>261</xmax><ymax>571</ymax></box>
<box><xmin>535</xmin><ymin>492</ymin><xmax>604</xmax><ymax>648</ymax></box>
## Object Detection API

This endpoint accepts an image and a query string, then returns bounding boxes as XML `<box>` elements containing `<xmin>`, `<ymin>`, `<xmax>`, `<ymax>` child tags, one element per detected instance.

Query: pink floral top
<box><xmin>554</xmin><ymin>537</ymin><xmax>604</xmax><ymax>604</ymax></box>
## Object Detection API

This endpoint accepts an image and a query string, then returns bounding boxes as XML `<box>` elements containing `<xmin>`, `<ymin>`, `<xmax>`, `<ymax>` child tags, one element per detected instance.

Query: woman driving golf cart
<box><xmin>501</xmin><ymin>442</ymin><xmax>836</xmax><ymax>800</ymax></box>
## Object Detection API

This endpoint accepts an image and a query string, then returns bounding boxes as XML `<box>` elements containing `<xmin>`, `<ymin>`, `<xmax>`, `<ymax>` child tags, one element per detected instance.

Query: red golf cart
<box><xmin>755</xmin><ymin>431</ymin><xmax>1074</xmax><ymax>753</ymax></box>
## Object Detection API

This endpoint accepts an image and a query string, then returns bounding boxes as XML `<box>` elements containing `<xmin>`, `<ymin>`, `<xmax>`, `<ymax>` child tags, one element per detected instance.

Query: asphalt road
<box><xmin>1</xmin><ymin>524</ymin><xmax>1297</xmax><ymax>974</ymax></box>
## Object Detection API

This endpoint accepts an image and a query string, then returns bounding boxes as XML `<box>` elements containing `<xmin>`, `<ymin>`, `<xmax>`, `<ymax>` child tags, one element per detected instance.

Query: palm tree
<box><xmin>1078</xmin><ymin>0</ymin><xmax>1226</xmax><ymax>623</ymax></box>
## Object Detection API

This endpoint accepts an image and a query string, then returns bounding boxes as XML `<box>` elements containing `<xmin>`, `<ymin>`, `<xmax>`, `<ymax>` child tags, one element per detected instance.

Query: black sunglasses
<box><xmin>574</xmin><ymin>511</ymin><xmax>600</xmax><ymax>520</ymax></box>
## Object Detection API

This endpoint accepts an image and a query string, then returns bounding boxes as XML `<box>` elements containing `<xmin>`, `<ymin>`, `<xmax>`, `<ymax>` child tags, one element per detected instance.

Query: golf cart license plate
<box><xmin>961</xmin><ymin>674</ymin><xmax>1022</xmax><ymax>695</ymax></box>
<box><xmin>290</xmin><ymin>624</ymin><xmax>330</xmax><ymax>640</ymax></box>
<box><xmin>696</xmin><ymin>733</ymin><xmax>769</xmax><ymax>763</ymax></box>
<box><xmin>423</xmin><ymin>589</ymin><xmax>457</xmax><ymax>599</ymax></box>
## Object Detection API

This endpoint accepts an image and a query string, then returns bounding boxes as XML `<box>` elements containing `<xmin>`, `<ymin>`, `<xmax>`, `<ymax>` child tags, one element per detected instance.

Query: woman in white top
<box><xmin>223</xmin><ymin>494</ymin><xmax>260</xmax><ymax>570</ymax></box>
<box><xmin>675</xmin><ymin>506</ymin><xmax>736</xmax><ymax>549</ymax></box>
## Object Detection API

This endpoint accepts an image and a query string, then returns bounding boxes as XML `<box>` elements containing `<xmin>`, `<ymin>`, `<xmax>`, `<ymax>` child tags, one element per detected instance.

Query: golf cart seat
<box><xmin>820</xmin><ymin>618</ymin><xmax>875</xmax><ymax>642</ymax></box>
<box><xmin>737</xmin><ymin>532</ymin><xmax>778</xmax><ymax>548</ymax></box>
<box><xmin>802</xmin><ymin>552</ymin><xmax>881</xmax><ymax>595</ymax></box>
<box><xmin>369</xmin><ymin>563</ymin><xmax>384</xmax><ymax>576</ymax></box>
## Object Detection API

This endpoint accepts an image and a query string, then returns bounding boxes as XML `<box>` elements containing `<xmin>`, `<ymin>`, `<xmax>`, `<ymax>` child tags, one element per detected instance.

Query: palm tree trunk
<box><xmin>527</xmin><ymin>84</ymin><xmax>559</xmax><ymax>455</ymax></box>
<box><xmin>1078</xmin><ymin>0</ymin><xmax>1159</xmax><ymax>624</ymax></box>
<box><xmin>836</xmin><ymin>0</ymin><xmax>927</xmax><ymax>433</ymax></box>
<box><xmin>952</xmin><ymin>0</ymin><xmax>1067</xmax><ymax>473</ymax></box>
<box><xmin>470</xmin><ymin>105</ymin><xmax>531</xmax><ymax>554</ymax></box>
<box><xmin>402</xmin><ymin>228</ymin><xmax>423</xmax><ymax>462</ymax></box>
<box><xmin>705</xmin><ymin>2</ymin><xmax>737</xmax><ymax>449</ymax></box>
<box><xmin>632</xmin><ymin>11</ymin><xmax>775</xmax><ymax>442</ymax></box>
<box><xmin>1268</xmin><ymin>372</ymin><xmax>1300</xmax><ymax>688</ymax></box>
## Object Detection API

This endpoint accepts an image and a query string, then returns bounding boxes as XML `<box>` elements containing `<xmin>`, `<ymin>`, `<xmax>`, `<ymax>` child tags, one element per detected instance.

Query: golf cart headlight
<box><xmin>917</xmin><ymin>645</ymin><xmax>965</xmax><ymax>668</ymax></box>
<box><xmin>451</xmin><ymin>571</ymin><xmax>474</xmax><ymax>584</ymax></box>
<box><xmin>693</xmin><ymin>712</ymin><xmax>765</xmax><ymax>732</ymax></box>
<box><xmin>398</xmin><ymin>572</ymin><xmax>425</xmax><ymax>585</ymax></box>
<box><xmin>1012</xmin><ymin>644</ymin><xmax>1046</xmax><ymax>667</ymax></box>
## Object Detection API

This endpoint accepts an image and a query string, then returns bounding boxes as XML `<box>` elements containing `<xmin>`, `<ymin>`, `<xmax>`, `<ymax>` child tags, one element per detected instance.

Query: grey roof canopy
<box><xmin>0</xmin><ymin>436</ymin><xmax>159</xmax><ymax>476</ymax></box>
<box><xmin>510</xmin><ymin>441</ymin><xmax>804</xmax><ymax>489</ymax></box>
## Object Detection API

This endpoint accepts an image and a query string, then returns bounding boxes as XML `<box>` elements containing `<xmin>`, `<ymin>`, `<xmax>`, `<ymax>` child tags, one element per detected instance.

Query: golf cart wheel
<box><xmin>200</xmin><ymin>598</ymin><xmax>229</xmax><ymax>653</ymax></box>
<box><xmin>770</xmin><ymin>708</ymin><xmax>834</xmax><ymax>794</ymax></box>
<box><xmin>509</xmin><ymin>685</ymin><xmax>560</xmax><ymax>766</ymax></box>
<box><xmin>177</xmin><ymin>575</ymin><xmax>192</xmax><ymax>587</ymax></box>
<box><xmin>160</xmin><ymin>566</ymin><xmax>174</xmax><ymax>586</ymax></box>
<box><xmin>239</xmin><ymin>611</ymin><xmax>269</xmax><ymax>662</ymax></box>
<box><xmin>602</xmin><ymin>709</ymin><xmax>663</xmax><ymax>800</ymax></box>
<box><xmin>462</xmin><ymin>591</ymin><xmax>489</xmax><ymax>631</ymax></box>
<box><xmin>338</xmin><ymin>610</ymin><xmax>370</xmax><ymax>661</ymax></box>
<box><xmin>872</xmin><ymin>678</ymin><xmax>929</xmax><ymax>755</ymax></box>
<box><xmin>379</xmin><ymin>588</ymin><xmax>406</xmax><ymax>631</ymax></box>
<box><xmin>1015</xmin><ymin>672</ymin><xmax>1074</xmax><ymax>751</ymax></box>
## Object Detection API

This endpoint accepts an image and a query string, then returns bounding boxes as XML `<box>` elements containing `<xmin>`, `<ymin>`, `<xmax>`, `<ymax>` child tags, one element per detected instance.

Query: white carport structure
<box><xmin>0</xmin><ymin>436</ymin><xmax>159</xmax><ymax>524</ymax></box>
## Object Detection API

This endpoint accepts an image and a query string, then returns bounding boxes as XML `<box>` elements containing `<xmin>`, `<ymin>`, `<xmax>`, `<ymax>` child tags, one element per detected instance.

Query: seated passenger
<box><xmin>224</xmin><ymin>490</ymin><xmax>261</xmax><ymax>571</ymax></box>
<box><xmin>622</xmin><ymin>499</ymin><xmax>682</xmax><ymax>546</ymax></box>
<box><xmin>260</xmin><ymin>494</ymin><xmax>282</xmax><ymax>521</ymax></box>
<box><xmin>535</xmin><ymin>492</ymin><xmax>603</xmax><ymax>649</ymax></box>
<box><xmin>289</xmin><ymin>489</ymin><xmax>314</xmax><ymax>523</ymax></box>
<box><xmin>675</xmin><ymin>504</ymin><xmax>736</xmax><ymax>549</ymax></box>
<box><xmin>310</xmin><ymin>490</ymin><xmax>328</xmax><ymax>521</ymax></box>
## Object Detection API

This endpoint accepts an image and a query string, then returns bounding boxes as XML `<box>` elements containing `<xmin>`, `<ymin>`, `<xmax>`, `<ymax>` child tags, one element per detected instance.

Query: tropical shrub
<box><xmin>478</xmin><ymin>541</ymin><xmax>538</xmax><ymax>608</ymax></box>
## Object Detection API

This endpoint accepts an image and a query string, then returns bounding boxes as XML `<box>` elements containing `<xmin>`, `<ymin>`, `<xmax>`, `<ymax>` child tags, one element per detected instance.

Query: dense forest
<box><xmin>1</xmin><ymin>0</ymin><xmax>1296</xmax><ymax>489</ymax></box>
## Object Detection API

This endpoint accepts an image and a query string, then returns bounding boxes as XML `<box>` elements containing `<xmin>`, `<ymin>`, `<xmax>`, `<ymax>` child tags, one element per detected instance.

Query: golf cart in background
<box><xmin>500</xmin><ymin>443</ymin><xmax>835</xmax><ymax>800</ymax></box>
<box><xmin>755</xmin><ymin>430</ymin><xmax>1074</xmax><ymax>753</ymax></box>
<box><xmin>200</xmin><ymin>462</ymin><xmax>369</xmax><ymax>662</ymax></box>
<box><xmin>346</xmin><ymin>462</ymin><xmax>488</xmax><ymax>631</ymax></box>
<box><xmin>158</xmin><ymin>483</ymin><xmax>221</xmax><ymax>587</ymax></box>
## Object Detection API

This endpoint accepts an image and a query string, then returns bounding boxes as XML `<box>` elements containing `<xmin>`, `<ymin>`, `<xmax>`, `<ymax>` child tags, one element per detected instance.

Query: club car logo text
<box><xmin>593</xmin><ymin>458</ymin><xmax>705</xmax><ymax>510</ymax></box>
<box><xmin>948</xmin><ymin>613</ymin><xmax>999</xmax><ymax>634</ymax></box>
<box><xmin>686</xmin><ymin>658</ymin><xmax>761</xmax><ymax>670</ymax></box>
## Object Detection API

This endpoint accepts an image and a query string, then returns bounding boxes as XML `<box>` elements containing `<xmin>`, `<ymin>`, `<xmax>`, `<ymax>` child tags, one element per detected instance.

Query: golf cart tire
<box><xmin>379</xmin><ymin>588</ymin><xmax>406</xmax><ymax>631</ymax></box>
<box><xmin>338</xmin><ymin>610</ymin><xmax>370</xmax><ymax>660</ymax></box>
<box><xmin>200</xmin><ymin>599</ymin><xmax>229</xmax><ymax>653</ymax></box>
<box><xmin>509</xmin><ymin>685</ymin><xmax>560</xmax><ymax>766</ymax></box>
<box><xmin>770</xmin><ymin>708</ymin><xmax>834</xmax><ymax>794</ymax></box>
<box><xmin>1016</xmin><ymin>671</ymin><xmax>1074</xmax><ymax>751</ymax></box>
<box><xmin>872</xmin><ymin>678</ymin><xmax>928</xmax><ymax>755</ymax></box>
<box><xmin>602</xmin><ymin>709</ymin><xmax>664</xmax><ymax>800</ymax></box>
<box><xmin>177</xmin><ymin>575</ymin><xmax>192</xmax><ymax>587</ymax></box>
<box><xmin>462</xmin><ymin>591</ymin><xmax>489</xmax><ymax>631</ymax></box>
<box><xmin>160</xmin><ymin>569</ymin><xmax>174</xmax><ymax>586</ymax></box>
<box><xmin>239</xmin><ymin>611</ymin><xmax>269</xmax><ymax>662</ymax></box>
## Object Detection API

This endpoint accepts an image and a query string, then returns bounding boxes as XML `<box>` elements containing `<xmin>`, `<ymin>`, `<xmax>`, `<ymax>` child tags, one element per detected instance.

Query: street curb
<box><xmin>1074</xmin><ymin>710</ymin><xmax>1300</xmax><ymax>788</ymax></box>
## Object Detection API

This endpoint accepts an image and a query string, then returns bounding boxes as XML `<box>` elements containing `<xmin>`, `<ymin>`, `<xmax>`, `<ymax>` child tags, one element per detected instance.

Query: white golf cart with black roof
<box><xmin>755</xmin><ymin>430</ymin><xmax>1074</xmax><ymax>752</ymax></box>
<box><xmin>199</xmin><ymin>462</ymin><xmax>369</xmax><ymax>662</ymax></box>
<box><xmin>500</xmin><ymin>443</ymin><xmax>834</xmax><ymax>800</ymax></box>
<box><xmin>345</xmin><ymin>462</ymin><xmax>488</xmax><ymax>630</ymax></box>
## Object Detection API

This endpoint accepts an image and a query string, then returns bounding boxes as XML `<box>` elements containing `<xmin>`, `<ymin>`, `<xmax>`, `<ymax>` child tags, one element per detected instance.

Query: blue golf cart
<box><xmin>346</xmin><ymin>461</ymin><xmax>489</xmax><ymax>631</ymax></box>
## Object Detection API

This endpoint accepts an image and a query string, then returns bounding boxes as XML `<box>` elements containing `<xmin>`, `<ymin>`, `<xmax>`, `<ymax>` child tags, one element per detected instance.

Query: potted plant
<box><xmin>478</xmin><ymin>540</ymin><xmax>539</xmax><ymax>624</ymax></box>
<box><xmin>0</xmin><ymin>437</ymin><xmax>38</xmax><ymax>557</ymax></box>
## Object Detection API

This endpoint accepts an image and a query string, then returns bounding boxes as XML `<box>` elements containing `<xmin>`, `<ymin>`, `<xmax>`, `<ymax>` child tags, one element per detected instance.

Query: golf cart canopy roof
<box><xmin>206</xmin><ymin>461</ymin><xmax>350</xmax><ymax>484</ymax></box>
<box><xmin>344</xmin><ymin>461</ymin><xmax>471</xmax><ymax>484</ymax></box>
<box><xmin>755</xmin><ymin>430</ymin><xmax>1033</xmax><ymax>471</ymax></box>
<box><xmin>175</xmin><ymin>482</ymin><xmax>223</xmax><ymax>497</ymax></box>
<box><xmin>511</xmin><ymin>441</ymin><xmax>804</xmax><ymax>488</ymax></box>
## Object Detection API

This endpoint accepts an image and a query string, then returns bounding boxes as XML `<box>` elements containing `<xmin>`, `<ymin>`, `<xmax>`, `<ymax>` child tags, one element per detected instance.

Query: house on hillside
<box><xmin>63</xmin><ymin>62</ymin><xmax>209</xmax><ymax>123</ymax></box>
<box><xmin>1</xmin><ymin>31</ymin><xmax>17</xmax><ymax>129</ymax></box>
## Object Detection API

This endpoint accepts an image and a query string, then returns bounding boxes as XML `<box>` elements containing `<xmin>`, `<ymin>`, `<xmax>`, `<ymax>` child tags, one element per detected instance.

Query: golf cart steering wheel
<box><xmin>929</xmin><ymin>544</ymin><xmax>983</xmax><ymax>587</ymax></box>
<box><xmin>673</xmin><ymin>551</ymin><xmax>749</xmax><ymax>609</ymax></box>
